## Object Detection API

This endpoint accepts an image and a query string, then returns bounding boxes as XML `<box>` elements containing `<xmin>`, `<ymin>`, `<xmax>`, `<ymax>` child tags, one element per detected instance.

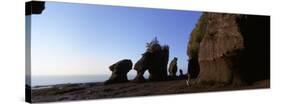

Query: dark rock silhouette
<box><xmin>26</xmin><ymin>1</ymin><xmax>45</xmax><ymax>15</ymax></box>
<box><xmin>179</xmin><ymin>69</ymin><xmax>186</xmax><ymax>79</ymax></box>
<box><xmin>105</xmin><ymin>59</ymin><xmax>133</xmax><ymax>84</ymax></box>
<box><xmin>132</xmin><ymin>56</ymin><xmax>147</xmax><ymax>82</ymax></box>
<box><xmin>168</xmin><ymin>57</ymin><xmax>178</xmax><ymax>77</ymax></box>
<box><xmin>179</xmin><ymin>69</ymin><xmax>183</xmax><ymax>76</ymax></box>
<box><xmin>187</xmin><ymin>13</ymin><xmax>270</xmax><ymax>85</ymax></box>
<box><xmin>133</xmin><ymin>37</ymin><xmax>169</xmax><ymax>82</ymax></box>
<box><xmin>187</xmin><ymin>58</ymin><xmax>200</xmax><ymax>79</ymax></box>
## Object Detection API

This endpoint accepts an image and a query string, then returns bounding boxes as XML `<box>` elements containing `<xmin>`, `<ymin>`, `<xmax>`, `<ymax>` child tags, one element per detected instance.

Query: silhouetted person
<box><xmin>186</xmin><ymin>74</ymin><xmax>191</xmax><ymax>87</ymax></box>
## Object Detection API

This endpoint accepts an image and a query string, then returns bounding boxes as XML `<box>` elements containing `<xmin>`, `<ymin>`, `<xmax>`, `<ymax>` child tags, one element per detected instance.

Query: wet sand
<box><xmin>31</xmin><ymin>79</ymin><xmax>269</xmax><ymax>103</ymax></box>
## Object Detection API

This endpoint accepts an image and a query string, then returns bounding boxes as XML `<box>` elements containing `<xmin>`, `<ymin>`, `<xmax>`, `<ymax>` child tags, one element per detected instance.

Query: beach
<box><xmin>31</xmin><ymin>79</ymin><xmax>269</xmax><ymax>103</ymax></box>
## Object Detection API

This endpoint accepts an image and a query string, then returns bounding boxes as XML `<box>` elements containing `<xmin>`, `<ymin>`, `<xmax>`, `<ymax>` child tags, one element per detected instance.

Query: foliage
<box><xmin>188</xmin><ymin>13</ymin><xmax>208</xmax><ymax>59</ymax></box>
<box><xmin>146</xmin><ymin>37</ymin><xmax>161</xmax><ymax>53</ymax></box>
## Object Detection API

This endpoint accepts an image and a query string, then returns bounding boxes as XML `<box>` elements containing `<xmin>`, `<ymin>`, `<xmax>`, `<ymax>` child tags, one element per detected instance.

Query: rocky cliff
<box><xmin>187</xmin><ymin>12</ymin><xmax>270</xmax><ymax>85</ymax></box>
<box><xmin>187</xmin><ymin>13</ymin><xmax>208</xmax><ymax>79</ymax></box>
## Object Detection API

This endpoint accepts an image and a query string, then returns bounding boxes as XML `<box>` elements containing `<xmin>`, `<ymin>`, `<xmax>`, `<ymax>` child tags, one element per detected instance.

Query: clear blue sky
<box><xmin>31</xmin><ymin>2</ymin><xmax>202</xmax><ymax>77</ymax></box>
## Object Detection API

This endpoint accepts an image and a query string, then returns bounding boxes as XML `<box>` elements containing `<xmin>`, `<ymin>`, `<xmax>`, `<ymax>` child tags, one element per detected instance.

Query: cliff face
<box><xmin>187</xmin><ymin>12</ymin><xmax>270</xmax><ymax>84</ymax></box>
<box><xmin>187</xmin><ymin>14</ymin><xmax>208</xmax><ymax>78</ymax></box>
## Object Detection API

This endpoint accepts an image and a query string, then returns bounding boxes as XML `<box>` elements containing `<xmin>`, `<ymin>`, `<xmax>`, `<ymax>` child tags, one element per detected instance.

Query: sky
<box><xmin>30</xmin><ymin>2</ymin><xmax>202</xmax><ymax>78</ymax></box>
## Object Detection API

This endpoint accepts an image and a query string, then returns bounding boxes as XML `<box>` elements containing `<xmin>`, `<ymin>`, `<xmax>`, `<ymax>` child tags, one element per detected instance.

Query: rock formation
<box><xmin>133</xmin><ymin>37</ymin><xmax>169</xmax><ymax>82</ymax></box>
<box><xmin>132</xmin><ymin>56</ymin><xmax>147</xmax><ymax>82</ymax></box>
<box><xmin>187</xmin><ymin>58</ymin><xmax>200</xmax><ymax>79</ymax></box>
<box><xmin>187</xmin><ymin>12</ymin><xmax>270</xmax><ymax>85</ymax></box>
<box><xmin>105</xmin><ymin>59</ymin><xmax>133</xmax><ymax>84</ymax></box>
<box><xmin>187</xmin><ymin>14</ymin><xmax>208</xmax><ymax>79</ymax></box>
<box><xmin>168</xmin><ymin>57</ymin><xmax>178</xmax><ymax>77</ymax></box>
<box><xmin>179</xmin><ymin>69</ymin><xmax>186</xmax><ymax>79</ymax></box>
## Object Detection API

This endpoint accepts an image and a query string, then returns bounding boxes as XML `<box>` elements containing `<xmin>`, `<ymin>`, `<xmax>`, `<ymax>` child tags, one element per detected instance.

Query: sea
<box><xmin>30</xmin><ymin>74</ymin><xmax>147</xmax><ymax>87</ymax></box>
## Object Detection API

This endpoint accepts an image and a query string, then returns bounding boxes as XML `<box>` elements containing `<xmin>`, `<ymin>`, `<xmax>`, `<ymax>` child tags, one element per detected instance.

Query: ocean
<box><xmin>30</xmin><ymin>74</ymin><xmax>141</xmax><ymax>87</ymax></box>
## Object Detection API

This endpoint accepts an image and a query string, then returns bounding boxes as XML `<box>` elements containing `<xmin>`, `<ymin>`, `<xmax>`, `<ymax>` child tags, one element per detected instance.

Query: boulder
<box><xmin>105</xmin><ymin>59</ymin><xmax>133</xmax><ymax>84</ymax></box>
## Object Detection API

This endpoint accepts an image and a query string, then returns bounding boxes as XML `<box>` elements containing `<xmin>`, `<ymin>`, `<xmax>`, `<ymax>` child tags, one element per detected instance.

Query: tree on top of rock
<box><xmin>146</xmin><ymin>37</ymin><xmax>161</xmax><ymax>53</ymax></box>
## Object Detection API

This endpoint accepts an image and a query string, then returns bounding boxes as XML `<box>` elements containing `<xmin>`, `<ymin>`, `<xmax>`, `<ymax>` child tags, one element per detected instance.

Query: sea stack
<box><xmin>105</xmin><ymin>59</ymin><xmax>133</xmax><ymax>84</ymax></box>
<box><xmin>187</xmin><ymin>13</ymin><xmax>270</xmax><ymax>85</ymax></box>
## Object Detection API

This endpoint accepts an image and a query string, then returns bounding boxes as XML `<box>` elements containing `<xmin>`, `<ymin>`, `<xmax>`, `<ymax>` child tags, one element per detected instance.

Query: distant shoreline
<box><xmin>30</xmin><ymin>74</ymin><xmax>149</xmax><ymax>87</ymax></box>
<box><xmin>31</xmin><ymin>81</ymin><xmax>104</xmax><ymax>89</ymax></box>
